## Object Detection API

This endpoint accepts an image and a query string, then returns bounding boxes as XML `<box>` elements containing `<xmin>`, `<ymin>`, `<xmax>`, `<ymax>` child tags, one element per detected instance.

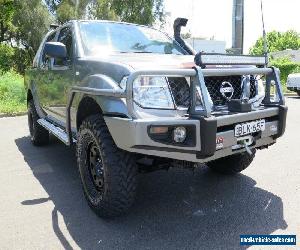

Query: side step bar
<box><xmin>37</xmin><ymin>118</ymin><xmax>74</xmax><ymax>146</ymax></box>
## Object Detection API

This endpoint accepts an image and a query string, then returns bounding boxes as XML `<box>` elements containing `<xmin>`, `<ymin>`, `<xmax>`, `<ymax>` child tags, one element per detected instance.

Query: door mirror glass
<box><xmin>44</xmin><ymin>42</ymin><xmax>67</xmax><ymax>59</ymax></box>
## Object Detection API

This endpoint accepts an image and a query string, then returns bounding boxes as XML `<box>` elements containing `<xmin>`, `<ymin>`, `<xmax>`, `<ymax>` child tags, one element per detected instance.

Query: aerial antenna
<box><xmin>260</xmin><ymin>0</ymin><xmax>268</xmax><ymax>65</ymax></box>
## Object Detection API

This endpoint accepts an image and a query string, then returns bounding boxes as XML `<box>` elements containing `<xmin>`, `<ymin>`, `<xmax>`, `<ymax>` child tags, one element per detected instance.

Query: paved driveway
<box><xmin>0</xmin><ymin>97</ymin><xmax>299</xmax><ymax>249</ymax></box>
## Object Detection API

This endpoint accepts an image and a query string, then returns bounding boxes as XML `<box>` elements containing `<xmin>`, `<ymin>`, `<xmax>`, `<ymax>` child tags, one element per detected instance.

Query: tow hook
<box><xmin>239</xmin><ymin>140</ymin><xmax>253</xmax><ymax>155</ymax></box>
<box><xmin>236</xmin><ymin>136</ymin><xmax>254</xmax><ymax>156</ymax></box>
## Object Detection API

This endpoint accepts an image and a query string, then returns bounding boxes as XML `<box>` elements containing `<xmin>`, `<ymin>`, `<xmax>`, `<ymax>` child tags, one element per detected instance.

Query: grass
<box><xmin>0</xmin><ymin>71</ymin><xmax>27</xmax><ymax>114</ymax></box>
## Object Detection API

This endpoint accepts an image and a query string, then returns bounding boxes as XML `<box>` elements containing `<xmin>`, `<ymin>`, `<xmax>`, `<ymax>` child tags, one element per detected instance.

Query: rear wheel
<box><xmin>27</xmin><ymin>100</ymin><xmax>49</xmax><ymax>146</ymax></box>
<box><xmin>77</xmin><ymin>115</ymin><xmax>137</xmax><ymax>218</ymax></box>
<box><xmin>297</xmin><ymin>90</ymin><xmax>300</xmax><ymax>96</ymax></box>
<box><xmin>207</xmin><ymin>149</ymin><xmax>256</xmax><ymax>175</ymax></box>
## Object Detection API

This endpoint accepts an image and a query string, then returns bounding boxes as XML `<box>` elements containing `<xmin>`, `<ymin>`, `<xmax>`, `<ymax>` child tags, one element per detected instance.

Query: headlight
<box><xmin>132</xmin><ymin>76</ymin><xmax>175</xmax><ymax>109</ymax></box>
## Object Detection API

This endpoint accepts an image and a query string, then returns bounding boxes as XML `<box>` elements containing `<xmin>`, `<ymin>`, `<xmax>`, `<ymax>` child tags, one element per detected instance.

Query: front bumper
<box><xmin>104</xmin><ymin>105</ymin><xmax>287</xmax><ymax>163</ymax></box>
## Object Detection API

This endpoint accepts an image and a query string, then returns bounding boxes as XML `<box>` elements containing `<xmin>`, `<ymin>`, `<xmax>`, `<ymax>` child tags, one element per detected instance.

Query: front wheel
<box><xmin>76</xmin><ymin>115</ymin><xmax>138</xmax><ymax>218</ymax></box>
<box><xmin>207</xmin><ymin>149</ymin><xmax>256</xmax><ymax>175</ymax></box>
<box><xmin>297</xmin><ymin>90</ymin><xmax>300</xmax><ymax>96</ymax></box>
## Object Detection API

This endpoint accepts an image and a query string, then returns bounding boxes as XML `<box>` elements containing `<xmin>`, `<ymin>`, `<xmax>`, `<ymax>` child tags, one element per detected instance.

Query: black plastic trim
<box><xmin>103</xmin><ymin>112</ymin><xmax>129</xmax><ymax>118</ymax></box>
<box><xmin>196</xmin><ymin>116</ymin><xmax>218</xmax><ymax>158</ymax></box>
<box><xmin>132</xmin><ymin>145</ymin><xmax>197</xmax><ymax>154</ymax></box>
<box><xmin>147</xmin><ymin>124</ymin><xmax>196</xmax><ymax>147</ymax></box>
<box><xmin>228</xmin><ymin>99</ymin><xmax>252</xmax><ymax>112</ymax></box>
<box><xmin>274</xmin><ymin>105</ymin><xmax>288</xmax><ymax>139</ymax></box>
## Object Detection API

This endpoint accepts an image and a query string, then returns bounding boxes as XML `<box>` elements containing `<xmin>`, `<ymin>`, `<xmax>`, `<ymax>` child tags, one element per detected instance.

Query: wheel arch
<box><xmin>76</xmin><ymin>96</ymin><xmax>103</xmax><ymax>130</ymax></box>
<box><xmin>75</xmin><ymin>94</ymin><xmax>129</xmax><ymax>129</ymax></box>
<box><xmin>74</xmin><ymin>73</ymin><xmax>130</xmax><ymax>130</ymax></box>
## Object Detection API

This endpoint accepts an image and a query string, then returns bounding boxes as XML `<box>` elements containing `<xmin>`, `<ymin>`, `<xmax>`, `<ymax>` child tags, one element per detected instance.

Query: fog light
<box><xmin>173</xmin><ymin>127</ymin><xmax>187</xmax><ymax>143</ymax></box>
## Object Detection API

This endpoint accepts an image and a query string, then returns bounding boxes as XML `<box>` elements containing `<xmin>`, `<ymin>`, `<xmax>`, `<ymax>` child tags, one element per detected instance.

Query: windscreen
<box><xmin>79</xmin><ymin>21</ymin><xmax>186</xmax><ymax>56</ymax></box>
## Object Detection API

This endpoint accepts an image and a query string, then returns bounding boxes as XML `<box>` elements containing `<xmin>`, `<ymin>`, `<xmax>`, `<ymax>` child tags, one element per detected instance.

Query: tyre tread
<box><xmin>77</xmin><ymin>115</ymin><xmax>137</xmax><ymax>218</ymax></box>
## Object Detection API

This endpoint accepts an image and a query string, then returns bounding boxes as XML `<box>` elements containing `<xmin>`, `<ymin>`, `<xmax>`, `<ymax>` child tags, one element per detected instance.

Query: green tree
<box><xmin>0</xmin><ymin>0</ymin><xmax>52</xmax><ymax>73</ymax></box>
<box><xmin>0</xmin><ymin>0</ymin><xmax>16</xmax><ymax>43</ymax></box>
<box><xmin>45</xmin><ymin>0</ymin><xmax>165</xmax><ymax>26</ymax></box>
<box><xmin>109</xmin><ymin>0</ymin><xmax>164</xmax><ymax>25</ymax></box>
<box><xmin>88</xmin><ymin>0</ymin><xmax>117</xmax><ymax>21</ymax></box>
<box><xmin>45</xmin><ymin>0</ymin><xmax>91</xmax><ymax>23</ymax></box>
<box><xmin>270</xmin><ymin>57</ymin><xmax>300</xmax><ymax>85</ymax></box>
<box><xmin>0</xmin><ymin>43</ymin><xmax>14</xmax><ymax>72</ymax></box>
<box><xmin>56</xmin><ymin>0</ymin><xmax>91</xmax><ymax>23</ymax></box>
<box><xmin>44</xmin><ymin>0</ymin><xmax>61</xmax><ymax>14</ymax></box>
<box><xmin>13</xmin><ymin>0</ymin><xmax>53</xmax><ymax>58</ymax></box>
<box><xmin>250</xmin><ymin>30</ymin><xmax>300</xmax><ymax>55</ymax></box>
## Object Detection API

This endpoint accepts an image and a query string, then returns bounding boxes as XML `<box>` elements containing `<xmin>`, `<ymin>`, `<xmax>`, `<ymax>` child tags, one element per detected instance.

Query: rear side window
<box><xmin>54</xmin><ymin>26</ymin><xmax>73</xmax><ymax>66</ymax></box>
<box><xmin>47</xmin><ymin>32</ymin><xmax>56</xmax><ymax>42</ymax></box>
<box><xmin>40</xmin><ymin>31</ymin><xmax>57</xmax><ymax>67</ymax></box>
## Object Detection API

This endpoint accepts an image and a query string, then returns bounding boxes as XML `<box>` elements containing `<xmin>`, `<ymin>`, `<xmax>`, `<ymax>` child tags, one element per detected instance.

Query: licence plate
<box><xmin>234</xmin><ymin>119</ymin><xmax>265</xmax><ymax>137</ymax></box>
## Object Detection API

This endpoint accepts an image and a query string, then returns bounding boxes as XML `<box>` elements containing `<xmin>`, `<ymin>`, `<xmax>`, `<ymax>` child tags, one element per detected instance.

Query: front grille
<box><xmin>168</xmin><ymin>75</ymin><xmax>257</xmax><ymax>108</ymax></box>
<box><xmin>206</xmin><ymin>76</ymin><xmax>257</xmax><ymax>106</ymax></box>
<box><xmin>250</xmin><ymin>76</ymin><xmax>257</xmax><ymax>98</ymax></box>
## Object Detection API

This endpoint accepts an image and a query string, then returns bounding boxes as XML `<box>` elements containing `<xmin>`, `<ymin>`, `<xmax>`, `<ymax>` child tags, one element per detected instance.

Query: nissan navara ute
<box><xmin>25</xmin><ymin>19</ymin><xmax>287</xmax><ymax>217</ymax></box>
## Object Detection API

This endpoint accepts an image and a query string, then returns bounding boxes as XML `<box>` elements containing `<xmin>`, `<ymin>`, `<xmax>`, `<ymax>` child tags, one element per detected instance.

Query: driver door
<box><xmin>44</xmin><ymin>25</ymin><xmax>75</xmax><ymax>125</ymax></box>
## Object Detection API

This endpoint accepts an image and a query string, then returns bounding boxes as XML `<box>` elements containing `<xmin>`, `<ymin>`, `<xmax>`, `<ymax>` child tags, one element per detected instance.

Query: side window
<box><xmin>54</xmin><ymin>26</ymin><xmax>73</xmax><ymax>66</ymax></box>
<box><xmin>40</xmin><ymin>32</ymin><xmax>56</xmax><ymax>67</ymax></box>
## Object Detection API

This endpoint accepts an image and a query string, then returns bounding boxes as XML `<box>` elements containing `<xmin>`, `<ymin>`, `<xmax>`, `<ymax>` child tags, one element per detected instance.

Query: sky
<box><xmin>163</xmin><ymin>0</ymin><xmax>300</xmax><ymax>53</ymax></box>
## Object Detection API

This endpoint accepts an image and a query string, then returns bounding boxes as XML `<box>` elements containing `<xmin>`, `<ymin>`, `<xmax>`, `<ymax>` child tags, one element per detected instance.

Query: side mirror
<box><xmin>44</xmin><ymin>42</ymin><xmax>67</xmax><ymax>59</ymax></box>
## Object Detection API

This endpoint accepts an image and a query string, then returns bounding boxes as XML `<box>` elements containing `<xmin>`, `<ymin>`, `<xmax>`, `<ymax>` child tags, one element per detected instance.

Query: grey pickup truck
<box><xmin>25</xmin><ymin>19</ymin><xmax>287</xmax><ymax>218</ymax></box>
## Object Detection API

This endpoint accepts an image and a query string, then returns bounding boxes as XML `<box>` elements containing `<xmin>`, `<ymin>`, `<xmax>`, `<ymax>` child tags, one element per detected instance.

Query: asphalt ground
<box><xmin>0</xmin><ymin>97</ymin><xmax>299</xmax><ymax>250</ymax></box>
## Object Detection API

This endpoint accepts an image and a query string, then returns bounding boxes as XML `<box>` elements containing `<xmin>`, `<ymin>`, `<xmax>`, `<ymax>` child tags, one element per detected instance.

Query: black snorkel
<box><xmin>173</xmin><ymin>18</ymin><xmax>195</xmax><ymax>55</ymax></box>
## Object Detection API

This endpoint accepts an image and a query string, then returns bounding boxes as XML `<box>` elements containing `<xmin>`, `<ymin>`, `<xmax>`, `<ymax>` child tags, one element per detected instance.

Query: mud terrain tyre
<box><xmin>207</xmin><ymin>149</ymin><xmax>256</xmax><ymax>175</ymax></box>
<box><xmin>77</xmin><ymin>115</ymin><xmax>137</xmax><ymax>218</ymax></box>
<box><xmin>27</xmin><ymin>100</ymin><xmax>49</xmax><ymax>146</ymax></box>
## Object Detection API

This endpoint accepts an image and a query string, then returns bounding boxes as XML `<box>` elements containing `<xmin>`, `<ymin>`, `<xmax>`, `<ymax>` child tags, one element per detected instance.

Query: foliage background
<box><xmin>0</xmin><ymin>0</ymin><xmax>165</xmax><ymax>113</ymax></box>
<box><xmin>249</xmin><ymin>30</ymin><xmax>300</xmax><ymax>89</ymax></box>
<box><xmin>0</xmin><ymin>0</ymin><xmax>300</xmax><ymax>113</ymax></box>
<box><xmin>270</xmin><ymin>58</ymin><xmax>300</xmax><ymax>86</ymax></box>
<box><xmin>249</xmin><ymin>30</ymin><xmax>300</xmax><ymax>56</ymax></box>
<box><xmin>0</xmin><ymin>0</ymin><xmax>165</xmax><ymax>75</ymax></box>
<box><xmin>0</xmin><ymin>71</ymin><xmax>26</xmax><ymax>113</ymax></box>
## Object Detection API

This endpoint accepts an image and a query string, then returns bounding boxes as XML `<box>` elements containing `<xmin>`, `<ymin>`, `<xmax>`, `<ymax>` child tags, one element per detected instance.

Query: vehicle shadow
<box><xmin>15</xmin><ymin>136</ymin><xmax>287</xmax><ymax>250</ymax></box>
